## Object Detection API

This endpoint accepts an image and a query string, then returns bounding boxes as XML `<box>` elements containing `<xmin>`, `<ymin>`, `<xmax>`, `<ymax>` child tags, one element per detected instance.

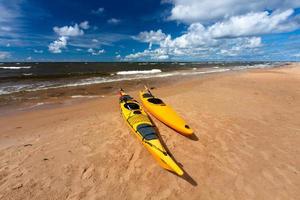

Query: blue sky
<box><xmin>0</xmin><ymin>0</ymin><xmax>300</xmax><ymax>61</ymax></box>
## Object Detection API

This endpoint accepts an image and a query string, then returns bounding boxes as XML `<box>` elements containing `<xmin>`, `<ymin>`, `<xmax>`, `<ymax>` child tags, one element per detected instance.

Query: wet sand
<box><xmin>0</xmin><ymin>63</ymin><xmax>299</xmax><ymax>199</ymax></box>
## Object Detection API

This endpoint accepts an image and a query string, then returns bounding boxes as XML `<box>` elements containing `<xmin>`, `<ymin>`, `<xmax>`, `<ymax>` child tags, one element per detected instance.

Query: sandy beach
<box><xmin>0</xmin><ymin>63</ymin><xmax>299</xmax><ymax>200</ymax></box>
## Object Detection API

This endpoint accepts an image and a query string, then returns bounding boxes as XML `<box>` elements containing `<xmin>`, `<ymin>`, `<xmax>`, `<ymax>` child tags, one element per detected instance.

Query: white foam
<box><xmin>0</xmin><ymin>66</ymin><xmax>31</xmax><ymax>70</ymax></box>
<box><xmin>116</xmin><ymin>69</ymin><xmax>162</xmax><ymax>75</ymax></box>
<box><xmin>71</xmin><ymin>95</ymin><xmax>100</xmax><ymax>99</ymax></box>
<box><xmin>22</xmin><ymin>73</ymin><xmax>33</xmax><ymax>76</ymax></box>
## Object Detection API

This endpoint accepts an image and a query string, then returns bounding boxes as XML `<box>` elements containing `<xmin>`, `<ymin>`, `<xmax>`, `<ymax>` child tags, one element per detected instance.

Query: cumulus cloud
<box><xmin>208</xmin><ymin>10</ymin><xmax>299</xmax><ymax>38</ymax></box>
<box><xmin>49</xmin><ymin>21</ymin><xmax>89</xmax><ymax>53</ymax></box>
<box><xmin>165</xmin><ymin>0</ymin><xmax>300</xmax><ymax>23</ymax></box>
<box><xmin>125</xmin><ymin>34</ymin><xmax>262</xmax><ymax>60</ymax></box>
<box><xmin>48</xmin><ymin>36</ymin><xmax>68</xmax><ymax>53</ymax></box>
<box><xmin>53</xmin><ymin>24</ymin><xmax>84</xmax><ymax>37</ymax></box>
<box><xmin>125</xmin><ymin>7</ymin><xmax>300</xmax><ymax>60</ymax></box>
<box><xmin>107</xmin><ymin>18</ymin><xmax>121</xmax><ymax>24</ymax></box>
<box><xmin>125</xmin><ymin>48</ymin><xmax>169</xmax><ymax>60</ymax></box>
<box><xmin>134</xmin><ymin>29</ymin><xmax>167</xmax><ymax>49</ymax></box>
<box><xmin>87</xmin><ymin>48</ymin><xmax>105</xmax><ymax>55</ymax></box>
<box><xmin>0</xmin><ymin>51</ymin><xmax>10</xmax><ymax>59</ymax></box>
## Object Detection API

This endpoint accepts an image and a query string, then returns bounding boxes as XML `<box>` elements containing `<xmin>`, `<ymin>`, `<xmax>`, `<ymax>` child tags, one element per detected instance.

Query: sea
<box><xmin>0</xmin><ymin>61</ymin><xmax>284</xmax><ymax>96</ymax></box>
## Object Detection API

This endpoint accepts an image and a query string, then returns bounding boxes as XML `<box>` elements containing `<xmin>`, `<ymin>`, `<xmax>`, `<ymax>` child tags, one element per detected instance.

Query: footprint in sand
<box><xmin>81</xmin><ymin>165</ymin><xmax>95</xmax><ymax>180</ymax></box>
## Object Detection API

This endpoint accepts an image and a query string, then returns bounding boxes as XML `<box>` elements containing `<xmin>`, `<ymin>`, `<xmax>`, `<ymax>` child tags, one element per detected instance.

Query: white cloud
<box><xmin>53</xmin><ymin>24</ymin><xmax>84</xmax><ymax>37</ymax></box>
<box><xmin>48</xmin><ymin>36</ymin><xmax>68</xmax><ymax>53</ymax></box>
<box><xmin>208</xmin><ymin>10</ymin><xmax>298</xmax><ymax>38</ymax></box>
<box><xmin>116</xmin><ymin>54</ymin><xmax>121</xmax><ymax>59</ymax></box>
<box><xmin>166</xmin><ymin>0</ymin><xmax>300</xmax><ymax>23</ymax></box>
<box><xmin>87</xmin><ymin>48</ymin><xmax>105</xmax><ymax>55</ymax></box>
<box><xmin>49</xmin><ymin>22</ymin><xmax>89</xmax><ymax>53</ymax></box>
<box><xmin>125</xmin><ymin>48</ymin><xmax>169</xmax><ymax>60</ymax></box>
<box><xmin>92</xmin><ymin>7</ymin><xmax>104</xmax><ymax>15</ymax></box>
<box><xmin>125</xmin><ymin>7</ymin><xmax>300</xmax><ymax>60</ymax></box>
<box><xmin>0</xmin><ymin>51</ymin><xmax>10</xmax><ymax>59</ymax></box>
<box><xmin>79</xmin><ymin>21</ymin><xmax>90</xmax><ymax>30</ymax></box>
<box><xmin>26</xmin><ymin>56</ymin><xmax>32</xmax><ymax>60</ymax></box>
<box><xmin>107</xmin><ymin>18</ymin><xmax>121</xmax><ymax>24</ymax></box>
<box><xmin>243</xmin><ymin>37</ymin><xmax>262</xmax><ymax>48</ymax></box>
<box><xmin>134</xmin><ymin>29</ymin><xmax>167</xmax><ymax>49</ymax></box>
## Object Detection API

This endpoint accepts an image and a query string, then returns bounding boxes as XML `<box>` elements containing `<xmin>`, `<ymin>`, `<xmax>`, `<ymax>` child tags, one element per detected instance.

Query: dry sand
<box><xmin>0</xmin><ymin>64</ymin><xmax>299</xmax><ymax>200</ymax></box>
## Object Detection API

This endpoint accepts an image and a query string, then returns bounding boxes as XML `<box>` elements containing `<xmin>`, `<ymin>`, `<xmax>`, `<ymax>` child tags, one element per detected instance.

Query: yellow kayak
<box><xmin>139</xmin><ymin>87</ymin><xmax>193</xmax><ymax>136</ymax></box>
<box><xmin>119</xmin><ymin>89</ymin><xmax>183</xmax><ymax>176</ymax></box>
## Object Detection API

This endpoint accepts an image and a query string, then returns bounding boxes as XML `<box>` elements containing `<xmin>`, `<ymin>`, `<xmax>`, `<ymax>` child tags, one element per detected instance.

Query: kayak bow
<box><xmin>139</xmin><ymin>86</ymin><xmax>193</xmax><ymax>136</ymax></box>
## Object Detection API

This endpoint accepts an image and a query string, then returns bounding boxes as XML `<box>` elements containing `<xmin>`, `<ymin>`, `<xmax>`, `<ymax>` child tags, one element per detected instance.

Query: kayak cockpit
<box><xmin>124</xmin><ymin>102</ymin><xmax>140</xmax><ymax>110</ymax></box>
<box><xmin>137</xmin><ymin>124</ymin><xmax>157</xmax><ymax>140</ymax></box>
<box><xmin>147</xmin><ymin>98</ymin><xmax>165</xmax><ymax>105</ymax></box>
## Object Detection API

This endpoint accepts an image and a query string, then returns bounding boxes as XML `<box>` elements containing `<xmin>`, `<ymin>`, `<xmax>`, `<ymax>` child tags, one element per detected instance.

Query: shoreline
<box><xmin>0</xmin><ymin>63</ymin><xmax>299</xmax><ymax>199</ymax></box>
<box><xmin>0</xmin><ymin>62</ymin><xmax>290</xmax><ymax>115</ymax></box>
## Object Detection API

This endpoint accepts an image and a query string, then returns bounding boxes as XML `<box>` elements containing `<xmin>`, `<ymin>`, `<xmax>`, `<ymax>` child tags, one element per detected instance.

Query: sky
<box><xmin>0</xmin><ymin>0</ymin><xmax>300</xmax><ymax>62</ymax></box>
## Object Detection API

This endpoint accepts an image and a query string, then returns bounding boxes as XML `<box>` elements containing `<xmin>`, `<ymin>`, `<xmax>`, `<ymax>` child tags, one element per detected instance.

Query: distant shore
<box><xmin>0</xmin><ymin>63</ymin><xmax>299</xmax><ymax>200</ymax></box>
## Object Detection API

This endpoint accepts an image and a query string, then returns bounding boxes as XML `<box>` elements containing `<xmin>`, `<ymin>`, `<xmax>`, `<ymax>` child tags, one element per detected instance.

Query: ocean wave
<box><xmin>231</xmin><ymin>63</ymin><xmax>273</xmax><ymax>70</ymax></box>
<box><xmin>0</xmin><ymin>63</ymin><xmax>279</xmax><ymax>95</ymax></box>
<box><xmin>0</xmin><ymin>66</ymin><xmax>31</xmax><ymax>70</ymax></box>
<box><xmin>71</xmin><ymin>95</ymin><xmax>102</xmax><ymax>99</ymax></box>
<box><xmin>116</xmin><ymin>69</ymin><xmax>162</xmax><ymax>75</ymax></box>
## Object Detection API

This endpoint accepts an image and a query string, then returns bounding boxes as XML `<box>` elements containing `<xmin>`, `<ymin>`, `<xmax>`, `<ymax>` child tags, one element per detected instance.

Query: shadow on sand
<box><xmin>149</xmin><ymin>116</ymin><xmax>198</xmax><ymax>186</ymax></box>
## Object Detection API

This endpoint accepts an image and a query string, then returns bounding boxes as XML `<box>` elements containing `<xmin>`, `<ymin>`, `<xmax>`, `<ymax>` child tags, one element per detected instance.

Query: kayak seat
<box><xmin>137</xmin><ymin>124</ymin><xmax>157</xmax><ymax>140</ymax></box>
<box><xmin>147</xmin><ymin>98</ymin><xmax>165</xmax><ymax>105</ymax></box>
<box><xmin>142</xmin><ymin>93</ymin><xmax>154</xmax><ymax>98</ymax></box>
<box><xmin>120</xmin><ymin>95</ymin><xmax>133</xmax><ymax>102</ymax></box>
<box><xmin>124</xmin><ymin>102</ymin><xmax>140</xmax><ymax>110</ymax></box>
